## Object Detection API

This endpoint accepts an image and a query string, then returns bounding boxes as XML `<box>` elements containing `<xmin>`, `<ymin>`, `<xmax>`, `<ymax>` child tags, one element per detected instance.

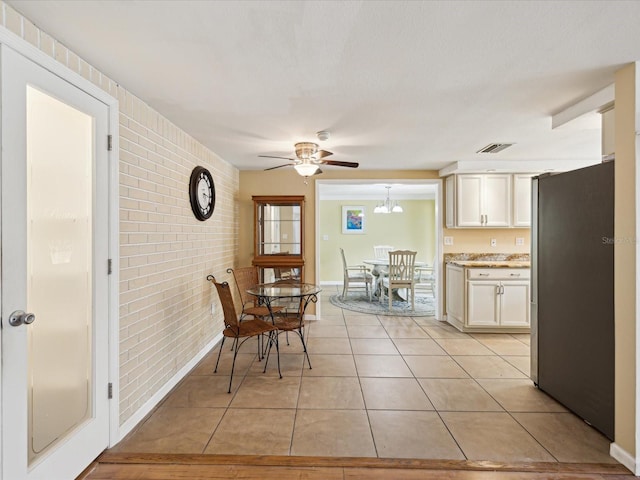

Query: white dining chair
<box><xmin>414</xmin><ymin>257</ymin><xmax>436</xmax><ymax>298</ymax></box>
<box><xmin>340</xmin><ymin>248</ymin><xmax>374</xmax><ymax>301</ymax></box>
<box><xmin>381</xmin><ymin>250</ymin><xmax>417</xmax><ymax>310</ymax></box>
<box><xmin>373</xmin><ymin>245</ymin><xmax>395</xmax><ymax>259</ymax></box>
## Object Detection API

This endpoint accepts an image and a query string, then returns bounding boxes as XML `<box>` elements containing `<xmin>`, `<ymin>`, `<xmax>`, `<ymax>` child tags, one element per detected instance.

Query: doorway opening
<box><xmin>315</xmin><ymin>179</ymin><xmax>443</xmax><ymax>320</ymax></box>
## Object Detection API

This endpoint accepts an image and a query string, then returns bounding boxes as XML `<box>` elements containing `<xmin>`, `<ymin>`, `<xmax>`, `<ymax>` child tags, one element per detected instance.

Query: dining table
<box><xmin>246</xmin><ymin>282</ymin><xmax>322</xmax><ymax>321</ymax></box>
<box><xmin>362</xmin><ymin>258</ymin><xmax>429</xmax><ymax>299</ymax></box>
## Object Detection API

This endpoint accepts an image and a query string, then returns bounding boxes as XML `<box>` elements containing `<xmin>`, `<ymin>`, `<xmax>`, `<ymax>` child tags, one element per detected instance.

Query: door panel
<box><xmin>1</xmin><ymin>45</ymin><xmax>110</xmax><ymax>480</ymax></box>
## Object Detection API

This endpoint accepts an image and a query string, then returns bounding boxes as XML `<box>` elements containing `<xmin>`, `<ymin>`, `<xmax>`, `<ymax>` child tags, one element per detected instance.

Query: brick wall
<box><xmin>1</xmin><ymin>2</ymin><xmax>236</xmax><ymax>425</ymax></box>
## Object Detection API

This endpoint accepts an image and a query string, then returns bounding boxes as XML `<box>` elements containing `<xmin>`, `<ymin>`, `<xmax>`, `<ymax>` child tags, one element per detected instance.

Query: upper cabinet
<box><xmin>252</xmin><ymin>195</ymin><xmax>305</xmax><ymax>282</ymax></box>
<box><xmin>445</xmin><ymin>173</ymin><xmax>537</xmax><ymax>228</ymax></box>
<box><xmin>512</xmin><ymin>173</ymin><xmax>536</xmax><ymax>227</ymax></box>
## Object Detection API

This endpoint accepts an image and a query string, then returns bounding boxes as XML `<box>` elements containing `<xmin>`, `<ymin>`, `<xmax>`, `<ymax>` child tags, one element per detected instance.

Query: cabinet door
<box><xmin>483</xmin><ymin>174</ymin><xmax>511</xmax><ymax>227</ymax></box>
<box><xmin>446</xmin><ymin>265</ymin><xmax>464</xmax><ymax>322</ymax></box>
<box><xmin>467</xmin><ymin>281</ymin><xmax>500</xmax><ymax>326</ymax></box>
<box><xmin>445</xmin><ymin>176</ymin><xmax>455</xmax><ymax>228</ymax></box>
<box><xmin>499</xmin><ymin>281</ymin><xmax>530</xmax><ymax>326</ymax></box>
<box><xmin>512</xmin><ymin>174</ymin><xmax>535</xmax><ymax>227</ymax></box>
<box><xmin>456</xmin><ymin>175</ymin><xmax>483</xmax><ymax>227</ymax></box>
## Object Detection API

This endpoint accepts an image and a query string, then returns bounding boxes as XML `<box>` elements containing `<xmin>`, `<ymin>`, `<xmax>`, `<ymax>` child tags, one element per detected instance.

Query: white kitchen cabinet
<box><xmin>448</xmin><ymin>174</ymin><xmax>511</xmax><ymax>227</ymax></box>
<box><xmin>512</xmin><ymin>174</ymin><xmax>537</xmax><ymax>227</ymax></box>
<box><xmin>445</xmin><ymin>264</ymin><xmax>530</xmax><ymax>332</ymax></box>
<box><xmin>445</xmin><ymin>175</ymin><xmax>455</xmax><ymax>228</ymax></box>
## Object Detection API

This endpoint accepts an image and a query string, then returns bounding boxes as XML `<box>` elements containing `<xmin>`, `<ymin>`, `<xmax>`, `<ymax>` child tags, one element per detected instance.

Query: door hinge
<box><xmin>108</xmin><ymin>258</ymin><xmax>112</xmax><ymax>275</ymax></box>
<box><xmin>107</xmin><ymin>134</ymin><xmax>113</xmax><ymax>151</ymax></box>
<box><xmin>108</xmin><ymin>383</ymin><xmax>113</xmax><ymax>399</ymax></box>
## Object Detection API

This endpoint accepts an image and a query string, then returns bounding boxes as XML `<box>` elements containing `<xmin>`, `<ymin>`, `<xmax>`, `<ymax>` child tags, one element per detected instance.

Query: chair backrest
<box><xmin>388</xmin><ymin>250</ymin><xmax>417</xmax><ymax>282</ymax></box>
<box><xmin>211</xmin><ymin>278</ymin><xmax>240</xmax><ymax>329</ymax></box>
<box><xmin>340</xmin><ymin>248</ymin><xmax>348</xmax><ymax>271</ymax></box>
<box><xmin>228</xmin><ymin>266</ymin><xmax>259</xmax><ymax>307</ymax></box>
<box><xmin>374</xmin><ymin>245</ymin><xmax>395</xmax><ymax>260</ymax></box>
<box><xmin>416</xmin><ymin>256</ymin><xmax>436</xmax><ymax>281</ymax></box>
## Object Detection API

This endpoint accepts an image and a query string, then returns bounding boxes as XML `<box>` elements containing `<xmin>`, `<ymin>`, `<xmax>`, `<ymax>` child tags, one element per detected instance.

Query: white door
<box><xmin>1</xmin><ymin>46</ymin><xmax>110</xmax><ymax>480</ymax></box>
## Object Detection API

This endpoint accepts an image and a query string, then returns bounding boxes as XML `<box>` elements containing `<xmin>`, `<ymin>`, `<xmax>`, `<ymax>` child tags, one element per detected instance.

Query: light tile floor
<box><xmin>111</xmin><ymin>287</ymin><xmax>618</xmax><ymax>465</ymax></box>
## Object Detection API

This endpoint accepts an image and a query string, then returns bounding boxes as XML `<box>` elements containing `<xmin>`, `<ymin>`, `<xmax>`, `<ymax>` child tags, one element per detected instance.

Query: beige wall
<box><xmin>238</xmin><ymin>169</ymin><xmax>442</xmax><ymax>312</ymax></box>
<box><xmin>319</xmin><ymin>199</ymin><xmax>436</xmax><ymax>282</ymax></box>
<box><xmin>614</xmin><ymin>63</ymin><xmax>637</xmax><ymax>457</ymax></box>
<box><xmin>442</xmin><ymin>227</ymin><xmax>531</xmax><ymax>254</ymax></box>
<box><xmin>1</xmin><ymin>2</ymin><xmax>237</xmax><ymax>426</ymax></box>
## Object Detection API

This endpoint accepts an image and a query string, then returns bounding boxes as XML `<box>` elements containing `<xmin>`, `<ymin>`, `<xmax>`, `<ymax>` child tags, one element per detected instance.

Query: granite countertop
<box><xmin>447</xmin><ymin>260</ymin><xmax>531</xmax><ymax>268</ymax></box>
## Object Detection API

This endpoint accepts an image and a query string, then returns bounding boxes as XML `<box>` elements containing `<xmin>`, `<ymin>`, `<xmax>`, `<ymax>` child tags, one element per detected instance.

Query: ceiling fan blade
<box><xmin>318</xmin><ymin>159</ymin><xmax>359</xmax><ymax>168</ymax></box>
<box><xmin>313</xmin><ymin>168</ymin><xmax>323</xmax><ymax>176</ymax></box>
<box><xmin>315</xmin><ymin>149</ymin><xmax>333</xmax><ymax>159</ymax></box>
<box><xmin>259</xmin><ymin>155</ymin><xmax>295</xmax><ymax>161</ymax></box>
<box><xmin>264</xmin><ymin>163</ymin><xmax>293</xmax><ymax>171</ymax></box>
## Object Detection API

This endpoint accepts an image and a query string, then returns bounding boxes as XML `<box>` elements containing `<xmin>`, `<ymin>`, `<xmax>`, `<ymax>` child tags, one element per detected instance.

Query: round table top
<box><xmin>363</xmin><ymin>259</ymin><xmax>429</xmax><ymax>267</ymax></box>
<box><xmin>247</xmin><ymin>282</ymin><xmax>322</xmax><ymax>299</ymax></box>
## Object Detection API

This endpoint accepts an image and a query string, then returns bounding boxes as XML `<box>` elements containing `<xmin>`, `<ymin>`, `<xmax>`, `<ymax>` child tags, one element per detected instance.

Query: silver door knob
<box><xmin>8</xmin><ymin>310</ymin><xmax>36</xmax><ymax>327</ymax></box>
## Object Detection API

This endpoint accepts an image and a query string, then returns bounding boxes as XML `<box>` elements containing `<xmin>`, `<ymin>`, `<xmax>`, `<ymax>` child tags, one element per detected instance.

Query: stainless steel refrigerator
<box><xmin>531</xmin><ymin>161</ymin><xmax>614</xmax><ymax>440</ymax></box>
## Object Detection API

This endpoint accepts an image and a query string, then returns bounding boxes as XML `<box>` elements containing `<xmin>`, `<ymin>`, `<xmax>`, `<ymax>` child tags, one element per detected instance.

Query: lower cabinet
<box><xmin>446</xmin><ymin>264</ymin><xmax>530</xmax><ymax>332</ymax></box>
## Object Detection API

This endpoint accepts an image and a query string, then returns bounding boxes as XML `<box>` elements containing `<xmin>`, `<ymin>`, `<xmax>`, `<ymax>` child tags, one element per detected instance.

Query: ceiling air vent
<box><xmin>476</xmin><ymin>143</ymin><xmax>514</xmax><ymax>154</ymax></box>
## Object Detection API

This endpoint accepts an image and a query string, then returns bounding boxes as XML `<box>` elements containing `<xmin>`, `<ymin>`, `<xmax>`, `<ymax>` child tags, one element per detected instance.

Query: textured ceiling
<box><xmin>9</xmin><ymin>0</ymin><xmax>640</xmax><ymax>173</ymax></box>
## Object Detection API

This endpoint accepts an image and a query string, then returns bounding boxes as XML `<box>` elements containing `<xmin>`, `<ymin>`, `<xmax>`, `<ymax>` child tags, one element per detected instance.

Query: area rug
<box><xmin>330</xmin><ymin>293</ymin><xmax>435</xmax><ymax>317</ymax></box>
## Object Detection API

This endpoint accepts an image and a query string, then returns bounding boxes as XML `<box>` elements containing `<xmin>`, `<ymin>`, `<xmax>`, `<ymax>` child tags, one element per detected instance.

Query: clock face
<box><xmin>189</xmin><ymin>166</ymin><xmax>215</xmax><ymax>221</ymax></box>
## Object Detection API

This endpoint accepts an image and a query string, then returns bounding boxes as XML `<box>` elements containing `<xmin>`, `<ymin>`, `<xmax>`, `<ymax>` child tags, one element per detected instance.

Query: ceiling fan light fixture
<box><xmin>294</xmin><ymin>142</ymin><xmax>318</xmax><ymax>160</ymax></box>
<box><xmin>294</xmin><ymin>163</ymin><xmax>319</xmax><ymax>177</ymax></box>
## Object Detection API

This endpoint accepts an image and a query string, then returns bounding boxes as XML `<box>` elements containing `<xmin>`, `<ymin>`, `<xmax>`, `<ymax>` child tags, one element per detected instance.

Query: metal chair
<box><xmin>226</xmin><ymin>266</ymin><xmax>283</xmax><ymax>321</ymax></box>
<box><xmin>340</xmin><ymin>247</ymin><xmax>374</xmax><ymax>301</ymax></box>
<box><xmin>381</xmin><ymin>250</ymin><xmax>417</xmax><ymax>311</ymax></box>
<box><xmin>272</xmin><ymin>296</ymin><xmax>314</xmax><ymax>370</ymax></box>
<box><xmin>207</xmin><ymin>275</ymin><xmax>281</xmax><ymax>393</ymax></box>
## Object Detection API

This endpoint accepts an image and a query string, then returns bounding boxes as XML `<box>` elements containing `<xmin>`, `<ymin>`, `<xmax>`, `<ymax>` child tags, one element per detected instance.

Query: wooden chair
<box><xmin>227</xmin><ymin>266</ymin><xmax>283</xmax><ymax>320</ymax></box>
<box><xmin>415</xmin><ymin>257</ymin><xmax>436</xmax><ymax>298</ymax></box>
<box><xmin>373</xmin><ymin>245</ymin><xmax>395</xmax><ymax>260</ymax></box>
<box><xmin>207</xmin><ymin>275</ymin><xmax>281</xmax><ymax>393</ymax></box>
<box><xmin>381</xmin><ymin>250</ymin><xmax>417</xmax><ymax>311</ymax></box>
<box><xmin>340</xmin><ymin>247</ymin><xmax>374</xmax><ymax>301</ymax></box>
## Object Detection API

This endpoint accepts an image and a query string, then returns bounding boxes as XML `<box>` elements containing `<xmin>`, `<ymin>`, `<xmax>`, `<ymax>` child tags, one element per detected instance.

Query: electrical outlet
<box><xmin>490</xmin><ymin>238</ymin><xmax>497</xmax><ymax>247</ymax></box>
<box><xmin>444</xmin><ymin>236</ymin><xmax>454</xmax><ymax>246</ymax></box>
<box><xmin>515</xmin><ymin>237</ymin><xmax>525</xmax><ymax>246</ymax></box>
<box><xmin>323</xmin><ymin>234</ymin><xmax>329</xmax><ymax>241</ymax></box>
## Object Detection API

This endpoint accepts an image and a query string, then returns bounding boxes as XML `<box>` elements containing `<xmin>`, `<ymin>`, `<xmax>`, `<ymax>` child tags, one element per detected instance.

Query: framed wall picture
<box><xmin>342</xmin><ymin>205</ymin><xmax>365</xmax><ymax>234</ymax></box>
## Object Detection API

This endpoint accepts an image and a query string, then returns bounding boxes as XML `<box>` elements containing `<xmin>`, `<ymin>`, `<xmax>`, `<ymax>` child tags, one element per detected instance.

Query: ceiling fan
<box><xmin>259</xmin><ymin>142</ymin><xmax>359</xmax><ymax>177</ymax></box>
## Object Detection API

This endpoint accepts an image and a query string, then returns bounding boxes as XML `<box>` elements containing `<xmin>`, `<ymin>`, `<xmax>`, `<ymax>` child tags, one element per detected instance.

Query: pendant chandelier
<box><xmin>374</xmin><ymin>186</ymin><xmax>403</xmax><ymax>214</ymax></box>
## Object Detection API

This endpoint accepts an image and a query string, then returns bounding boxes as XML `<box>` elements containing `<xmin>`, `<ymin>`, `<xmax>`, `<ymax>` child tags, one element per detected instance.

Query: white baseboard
<box><xmin>610</xmin><ymin>442</ymin><xmax>638</xmax><ymax>475</ymax></box>
<box><xmin>116</xmin><ymin>333</ymin><xmax>222</xmax><ymax>443</ymax></box>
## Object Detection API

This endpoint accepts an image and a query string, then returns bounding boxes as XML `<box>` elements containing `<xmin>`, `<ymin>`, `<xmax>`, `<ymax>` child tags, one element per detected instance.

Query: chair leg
<box><xmin>411</xmin><ymin>286</ymin><xmax>415</xmax><ymax>311</ymax></box>
<box><xmin>263</xmin><ymin>331</ymin><xmax>282</xmax><ymax>378</ymax></box>
<box><xmin>228</xmin><ymin>339</ymin><xmax>240</xmax><ymax>394</ymax></box>
<box><xmin>342</xmin><ymin>282</ymin><xmax>347</xmax><ymax>299</ymax></box>
<box><xmin>214</xmin><ymin>336</ymin><xmax>226</xmax><ymax>373</ymax></box>
<box><xmin>299</xmin><ymin>328</ymin><xmax>312</xmax><ymax>369</ymax></box>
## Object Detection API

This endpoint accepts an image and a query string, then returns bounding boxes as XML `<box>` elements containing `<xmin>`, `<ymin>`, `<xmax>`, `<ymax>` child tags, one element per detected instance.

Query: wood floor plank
<box><xmin>82</xmin><ymin>464</ymin><xmax>343</xmax><ymax>480</ymax></box>
<box><xmin>95</xmin><ymin>452</ymin><xmax>631</xmax><ymax>475</ymax></box>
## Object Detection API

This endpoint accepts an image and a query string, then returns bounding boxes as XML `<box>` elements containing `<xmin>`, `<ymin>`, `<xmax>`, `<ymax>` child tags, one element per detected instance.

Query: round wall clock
<box><xmin>189</xmin><ymin>166</ymin><xmax>215</xmax><ymax>221</ymax></box>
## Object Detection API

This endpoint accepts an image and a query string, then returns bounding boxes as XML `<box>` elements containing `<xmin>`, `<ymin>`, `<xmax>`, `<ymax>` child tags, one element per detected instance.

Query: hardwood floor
<box><xmin>79</xmin><ymin>453</ymin><xmax>633</xmax><ymax>479</ymax></box>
